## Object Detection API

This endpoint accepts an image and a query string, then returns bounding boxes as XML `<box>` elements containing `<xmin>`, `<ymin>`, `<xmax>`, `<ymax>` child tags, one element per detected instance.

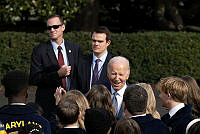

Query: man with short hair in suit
<box><xmin>77</xmin><ymin>26</ymin><xmax>112</xmax><ymax>94</ymax></box>
<box><xmin>0</xmin><ymin>70</ymin><xmax>51</xmax><ymax>134</ymax></box>
<box><xmin>106</xmin><ymin>56</ymin><xmax>130</xmax><ymax>120</ymax></box>
<box><xmin>123</xmin><ymin>84</ymin><xmax>170</xmax><ymax>134</ymax></box>
<box><xmin>158</xmin><ymin>76</ymin><xmax>194</xmax><ymax>134</ymax></box>
<box><xmin>29</xmin><ymin>15</ymin><xmax>81</xmax><ymax>120</ymax></box>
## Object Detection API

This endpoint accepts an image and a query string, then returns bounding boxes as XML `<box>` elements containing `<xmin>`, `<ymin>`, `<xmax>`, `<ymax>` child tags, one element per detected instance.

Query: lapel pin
<box><xmin>69</xmin><ymin>50</ymin><xmax>71</xmax><ymax>53</ymax></box>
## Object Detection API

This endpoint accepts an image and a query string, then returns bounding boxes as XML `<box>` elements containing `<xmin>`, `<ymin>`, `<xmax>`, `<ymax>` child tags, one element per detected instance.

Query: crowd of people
<box><xmin>0</xmin><ymin>14</ymin><xmax>200</xmax><ymax>134</ymax></box>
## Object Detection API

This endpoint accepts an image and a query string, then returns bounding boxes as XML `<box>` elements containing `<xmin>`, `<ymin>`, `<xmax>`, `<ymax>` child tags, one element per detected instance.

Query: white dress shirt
<box><xmin>89</xmin><ymin>51</ymin><xmax>108</xmax><ymax>88</ymax></box>
<box><xmin>111</xmin><ymin>84</ymin><xmax>127</xmax><ymax>113</ymax></box>
<box><xmin>169</xmin><ymin>103</ymin><xmax>185</xmax><ymax>118</ymax></box>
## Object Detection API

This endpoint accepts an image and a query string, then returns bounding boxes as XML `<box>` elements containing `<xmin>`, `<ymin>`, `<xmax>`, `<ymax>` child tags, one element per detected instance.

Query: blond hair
<box><xmin>61</xmin><ymin>90</ymin><xmax>90</xmax><ymax>130</ymax></box>
<box><xmin>136</xmin><ymin>83</ymin><xmax>160</xmax><ymax>119</ymax></box>
<box><xmin>158</xmin><ymin>76</ymin><xmax>188</xmax><ymax>103</ymax></box>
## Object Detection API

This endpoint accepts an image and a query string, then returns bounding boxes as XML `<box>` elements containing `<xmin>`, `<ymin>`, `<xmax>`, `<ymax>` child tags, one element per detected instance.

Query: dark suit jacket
<box><xmin>29</xmin><ymin>40</ymin><xmax>81</xmax><ymax>116</ymax></box>
<box><xmin>132</xmin><ymin>114</ymin><xmax>170</xmax><ymax>134</ymax></box>
<box><xmin>161</xmin><ymin>104</ymin><xmax>194</xmax><ymax>134</ymax></box>
<box><xmin>77</xmin><ymin>52</ymin><xmax>112</xmax><ymax>94</ymax></box>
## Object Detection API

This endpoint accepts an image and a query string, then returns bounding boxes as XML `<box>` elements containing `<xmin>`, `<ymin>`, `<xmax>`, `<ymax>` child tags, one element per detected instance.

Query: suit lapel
<box><xmin>86</xmin><ymin>55</ymin><xmax>93</xmax><ymax>89</ymax></box>
<box><xmin>46</xmin><ymin>42</ymin><xmax>58</xmax><ymax>66</ymax></box>
<box><xmin>99</xmin><ymin>52</ymin><xmax>112</xmax><ymax>81</ymax></box>
<box><xmin>64</xmin><ymin>41</ymin><xmax>73</xmax><ymax>66</ymax></box>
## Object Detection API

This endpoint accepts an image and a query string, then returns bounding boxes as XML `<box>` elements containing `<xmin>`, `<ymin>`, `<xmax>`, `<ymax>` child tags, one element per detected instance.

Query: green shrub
<box><xmin>0</xmin><ymin>31</ymin><xmax>200</xmax><ymax>85</ymax></box>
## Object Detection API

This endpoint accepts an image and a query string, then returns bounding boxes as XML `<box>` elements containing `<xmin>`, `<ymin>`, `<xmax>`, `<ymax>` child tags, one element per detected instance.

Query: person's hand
<box><xmin>168</xmin><ymin>22</ymin><xmax>176</xmax><ymax>30</ymax></box>
<box><xmin>57</xmin><ymin>65</ymin><xmax>71</xmax><ymax>77</ymax></box>
<box><xmin>54</xmin><ymin>86</ymin><xmax>67</xmax><ymax>105</ymax></box>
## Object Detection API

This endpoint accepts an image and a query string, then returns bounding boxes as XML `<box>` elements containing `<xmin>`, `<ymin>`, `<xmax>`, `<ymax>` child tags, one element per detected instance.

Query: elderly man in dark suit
<box><xmin>77</xmin><ymin>26</ymin><xmax>112</xmax><ymax>94</ymax></box>
<box><xmin>29</xmin><ymin>15</ymin><xmax>81</xmax><ymax>120</ymax></box>
<box><xmin>102</xmin><ymin>56</ymin><xmax>130</xmax><ymax>120</ymax></box>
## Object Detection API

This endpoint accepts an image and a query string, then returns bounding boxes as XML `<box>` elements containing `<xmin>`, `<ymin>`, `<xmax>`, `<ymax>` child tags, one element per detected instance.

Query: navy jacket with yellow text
<box><xmin>0</xmin><ymin>105</ymin><xmax>51</xmax><ymax>134</ymax></box>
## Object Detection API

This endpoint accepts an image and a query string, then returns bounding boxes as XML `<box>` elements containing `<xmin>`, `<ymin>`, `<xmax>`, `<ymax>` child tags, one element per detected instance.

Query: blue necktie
<box><xmin>112</xmin><ymin>92</ymin><xmax>118</xmax><ymax>116</ymax></box>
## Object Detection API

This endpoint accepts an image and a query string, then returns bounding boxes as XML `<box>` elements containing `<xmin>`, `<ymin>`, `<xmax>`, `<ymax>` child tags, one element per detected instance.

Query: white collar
<box><xmin>92</xmin><ymin>51</ymin><xmax>108</xmax><ymax>63</ymax></box>
<box><xmin>10</xmin><ymin>103</ymin><xmax>26</xmax><ymax>105</ymax></box>
<box><xmin>64</xmin><ymin>126</ymin><xmax>79</xmax><ymax>128</ymax></box>
<box><xmin>111</xmin><ymin>84</ymin><xmax>127</xmax><ymax>97</ymax></box>
<box><xmin>169</xmin><ymin>103</ymin><xmax>185</xmax><ymax>117</ymax></box>
<box><xmin>131</xmin><ymin>114</ymin><xmax>147</xmax><ymax>118</ymax></box>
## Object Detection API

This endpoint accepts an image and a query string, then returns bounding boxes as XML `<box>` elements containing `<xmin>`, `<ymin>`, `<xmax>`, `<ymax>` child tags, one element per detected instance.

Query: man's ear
<box><xmin>167</xmin><ymin>92</ymin><xmax>171</xmax><ymax>98</ymax></box>
<box><xmin>123</xmin><ymin>102</ymin><xmax>132</xmax><ymax>117</ymax></box>
<box><xmin>106</xmin><ymin>40</ymin><xmax>111</xmax><ymax>46</ymax></box>
<box><xmin>62</xmin><ymin>24</ymin><xmax>65</xmax><ymax>32</ymax></box>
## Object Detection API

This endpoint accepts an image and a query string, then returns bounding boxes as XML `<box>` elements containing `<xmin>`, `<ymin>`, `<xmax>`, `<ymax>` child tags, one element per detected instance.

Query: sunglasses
<box><xmin>47</xmin><ymin>24</ymin><xmax>62</xmax><ymax>30</ymax></box>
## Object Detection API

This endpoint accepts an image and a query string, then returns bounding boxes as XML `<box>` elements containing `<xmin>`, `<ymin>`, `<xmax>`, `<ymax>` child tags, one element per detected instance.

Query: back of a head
<box><xmin>84</xmin><ymin>108</ymin><xmax>113</xmax><ymax>134</ymax></box>
<box><xmin>186</xmin><ymin>119</ymin><xmax>200</xmax><ymax>134</ymax></box>
<box><xmin>63</xmin><ymin>90</ymin><xmax>90</xmax><ymax>112</ymax></box>
<box><xmin>1</xmin><ymin>70</ymin><xmax>29</xmax><ymax>97</ymax></box>
<box><xmin>123</xmin><ymin>84</ymin><xmax>148</xmax><ymax>115</ymax></box>
<box><xmin>182</xmin><ymin>76</ymin><xmax>199</xmax><ymax>91</ymax></box>
<box><xmin>61</xmin><ymin>90</ymin><xmax>89</xmax><ymax>130</ymax></box>
<box><xmin>57</xmin><ymin>99</ymin><xmax>79</xmax><ymax>126</ymax></box>
<box><xmin>114</xmin><ymin>118</ymin><xmax>141</xmax><ymax>134</ymax></box>
<box><xmin>87</xmin><ymin>85</ymin><xmax>114</xmax><ymax>114</ymax></box>
<box><xmin>182</xmin><ymin>76</ymin><xmax>200</xmax><ymax>117</ymax></box>
<box><xmin>158</xmin><ymin>76</ymin><xmax>189</xmax><ymax>103</ymax></box>
<box><xmin>136</xmin><ymin>83</ymin><xmax>160</xmax><ymax>119</ymax></box>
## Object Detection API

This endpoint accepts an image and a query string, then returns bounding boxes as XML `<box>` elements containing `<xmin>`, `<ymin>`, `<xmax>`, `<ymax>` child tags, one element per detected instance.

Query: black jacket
<box><xmin>132</xmin><ymin>114</ymin><xmax>170</xmax><ymax>134</ymax></box>
<box><xmin>29</xmin><ymin>40</ymin><xmax>81</xmax><ymax>116</ymax></box>
<box><xmin>0</xmin><ymin>105</ymin><xmax>51</xmax><ymax>134</ymax></box>
<box><xmin>161</xmin><ymin>104</ymin><xmax>194</xmax><ymax>134</ymax></box>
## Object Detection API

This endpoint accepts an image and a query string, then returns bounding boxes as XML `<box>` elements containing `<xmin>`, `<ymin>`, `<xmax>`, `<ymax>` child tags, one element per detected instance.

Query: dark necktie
<box><xmin>112</xmin><ymin>91</ymin><xmax>118</xmax><ymax>116</ymax></box>
<box><xmin>57</xmin><ymin>46</ymin><xmax>66</xmax><ymax>89</ymax></box>
<box><xmin>92</xmin><ymin>59</ymin><xmax>101</xmax><ymax>85</ymax></box>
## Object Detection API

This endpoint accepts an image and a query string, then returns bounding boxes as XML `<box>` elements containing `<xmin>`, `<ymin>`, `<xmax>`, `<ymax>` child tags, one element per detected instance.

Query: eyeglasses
<box><xmin>47</xmin><ymin>24</ymin><xmax>62</xmax><ymax>30</ymax></box>
<box><xmin>92</xmin><ymin>39</ymin><xmax>105</xmax><ymax>43</ymax></box>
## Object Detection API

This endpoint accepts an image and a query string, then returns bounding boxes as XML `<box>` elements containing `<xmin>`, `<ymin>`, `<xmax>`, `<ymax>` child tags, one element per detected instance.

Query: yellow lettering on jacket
<box><xmin>10</xmin><ymin>122</ymin><xmax>16</xmax><ymax>129</ymax></box>
<box><xmin>5</xmin><ymin>123</ymin><xmax>10</xmax><ymax>130</ymax></box>
<box><xmin>16</xmin><ymin>121</ymin><xmax>24</xmax><ymax>127</ymax></box>
<box><xmin>5</xmin><ymin>121</ymin><xmax>41</xmax><ymax>130</ymax></box>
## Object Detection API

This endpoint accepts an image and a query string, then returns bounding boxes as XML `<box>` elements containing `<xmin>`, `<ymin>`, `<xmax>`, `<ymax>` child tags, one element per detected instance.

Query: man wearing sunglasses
<box><xmin>29</xmin><ymin>15</ymin><xmax>81</xmax><ymax>122</ymax></box>
<box><xmin>76</xmin><ymin>26</ymin><xmax>112</xmax><ymax>94</ymax></box>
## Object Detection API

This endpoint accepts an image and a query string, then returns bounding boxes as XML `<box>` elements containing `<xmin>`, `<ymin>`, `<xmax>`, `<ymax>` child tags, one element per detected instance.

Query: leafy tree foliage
<box><xmin>0</xmin><ymin>0</ymin><xmax>89</xmax><ymax>24</ymax></box>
